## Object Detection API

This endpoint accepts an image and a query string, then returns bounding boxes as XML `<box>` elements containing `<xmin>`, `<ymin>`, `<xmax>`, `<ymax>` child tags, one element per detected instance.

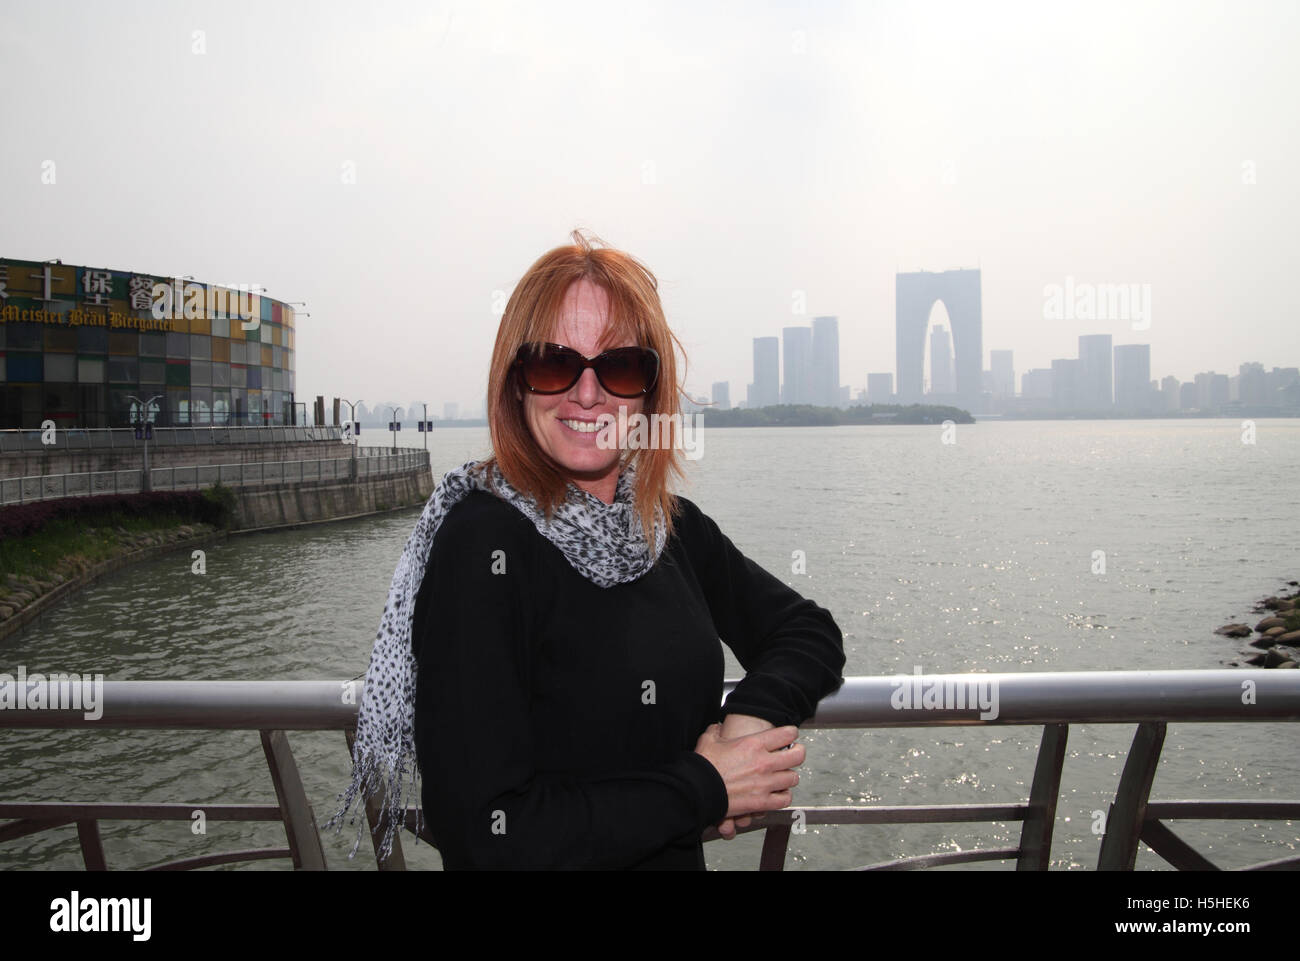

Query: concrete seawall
<box><xmin>231</xmin><ymin>467</ymin><xmax>432</xmax><ymax>530</ymax></box>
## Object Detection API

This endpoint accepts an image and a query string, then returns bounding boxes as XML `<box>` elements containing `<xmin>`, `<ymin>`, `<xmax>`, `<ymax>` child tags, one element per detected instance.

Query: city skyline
<box><xmin>339</xmin><ymin>313</ymin><xmax>1299</xmax><ymax>420</ymax></box>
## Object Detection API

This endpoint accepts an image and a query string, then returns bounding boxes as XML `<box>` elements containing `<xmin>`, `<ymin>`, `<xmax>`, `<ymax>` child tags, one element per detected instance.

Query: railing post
<box><xmin>1137</xmin><ymin>819</ymin><xmax>1220</xmax><ymax>871</ymax></box>
<box><xmin>1016</xmin><ymin>723</ymin><xmax>1068</xmax><ymax>870</ymax></box>
<box><xmin>76</xmin><ymin>820</ymin><xmax>108</xmax><ymax>870</ymax></box>
<box><xmin>1097</xmin><ymin>721</ymin><xmax>1167</xmax><ymax>871</ymax></box>
<box><xmin>259</xmin><ymin>730</ymin><xmax>327</xmax><ymax>871</ymax></box>
<box><xmin>758</xmin><ymin>822</ymin><xmax>792</xmax><ymax>871</ymax></box>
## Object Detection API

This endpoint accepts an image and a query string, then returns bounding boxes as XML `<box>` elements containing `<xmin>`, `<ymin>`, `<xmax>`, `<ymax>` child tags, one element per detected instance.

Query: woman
<box><xmin>332</xmin><ymin>230</ymin><xmax>845</xmax><ymax>869</ymax></box>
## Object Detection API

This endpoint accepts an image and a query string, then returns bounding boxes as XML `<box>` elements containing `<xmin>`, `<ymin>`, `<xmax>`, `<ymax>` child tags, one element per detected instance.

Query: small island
<box><xmin>695</xmin><ymin>403</ymin><xmax>975</xmax><ymax>427</ymax></box>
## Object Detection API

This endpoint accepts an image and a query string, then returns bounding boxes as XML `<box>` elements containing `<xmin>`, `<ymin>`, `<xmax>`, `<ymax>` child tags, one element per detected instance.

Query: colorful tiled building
<box><xmin>0</xmin><ymin>258</ymin><xmax>297</xmax><ymax>429</ymax></box>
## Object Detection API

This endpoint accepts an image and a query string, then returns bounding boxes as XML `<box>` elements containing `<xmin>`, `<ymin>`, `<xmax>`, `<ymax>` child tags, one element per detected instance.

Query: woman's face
<box><xmin>520</xmin><ymin>278</ymin><xmax>644</xmax><ymax>502</ymax></box>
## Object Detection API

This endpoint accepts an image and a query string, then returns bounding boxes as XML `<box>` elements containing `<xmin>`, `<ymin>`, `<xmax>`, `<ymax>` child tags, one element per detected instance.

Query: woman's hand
<box><xmin>694</xmin><ymin>720</ymin><xmax>803</xmax><ymax>839</ymax></box>
<box><xmin>715</xmin><ymin>714</ymin><xmax>776</xmax><ymax>839</ymax></box>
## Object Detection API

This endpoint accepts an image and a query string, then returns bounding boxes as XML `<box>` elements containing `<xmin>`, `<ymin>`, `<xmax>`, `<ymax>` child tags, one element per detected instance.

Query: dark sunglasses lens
<box><xmin>597</xmin><ymin>349</ymin><xmax>656</xmax><ymax>396</ymax></box>
<box><xmin>522</xmin><ymin>347</ymin><xmax>581</xmax><ymax>392</ymax></box>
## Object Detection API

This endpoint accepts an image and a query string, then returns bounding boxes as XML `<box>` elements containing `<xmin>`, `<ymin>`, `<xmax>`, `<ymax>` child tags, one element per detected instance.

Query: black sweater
<box><xmin>411</xmin><ymin>490</ymin><xmax>845</xmax><ymax>870</ymax></box>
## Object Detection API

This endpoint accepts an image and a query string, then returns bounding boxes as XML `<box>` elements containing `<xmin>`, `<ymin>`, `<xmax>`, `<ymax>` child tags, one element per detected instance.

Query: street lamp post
<box><xmin>340</xmin><ymin>398</ymin><xmax>362</xmax><ymax>482</ymax></box>
<box><xmin>127</xmin><ymin>394</ymin><xmax>162</xmax><ymax>492</ymax></box>
<box><xmin>386</xmin><ymin>406</ymin><xmax>399</xmax><ymax>453</ymax></box>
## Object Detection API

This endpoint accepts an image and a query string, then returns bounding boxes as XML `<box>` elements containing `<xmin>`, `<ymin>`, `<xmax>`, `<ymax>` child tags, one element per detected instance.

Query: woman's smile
<box><xmin>557</xmin><ymin>416</ymin><xmax>602</xmax><ymax>435</ymax></box>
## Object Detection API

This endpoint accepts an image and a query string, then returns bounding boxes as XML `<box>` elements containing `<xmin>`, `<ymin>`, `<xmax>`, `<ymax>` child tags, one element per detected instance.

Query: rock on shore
<box><xmin>1219</xmin><ymin>583</ymin><xmax>1300</xmax><ymax>668</ymax></box>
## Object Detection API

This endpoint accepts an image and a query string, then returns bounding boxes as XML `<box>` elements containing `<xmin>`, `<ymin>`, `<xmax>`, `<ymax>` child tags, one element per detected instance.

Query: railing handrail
<box><xmin>4</xmin><ymin>670</ymin><xmax>1298</xmax><ymax>872</ymax></box>
<box><xmin>2</xmin><ymin>670</ymin><xmax>1296</xmax><ymax>730</ymax></box>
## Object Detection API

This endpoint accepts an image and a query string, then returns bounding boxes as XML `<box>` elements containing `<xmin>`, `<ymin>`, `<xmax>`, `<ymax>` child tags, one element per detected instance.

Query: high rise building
<box><xmin>867</xmin><ymin>372</ymin><xmax>894</xmax><ymax>404</ymax></box>
<box><xmin>1051</xmin><ymin>358</ymin><xmax>1080</xmax><ymax>410</ymax></box>
<box><xmin>752</xmin><ymin>337</ymin><xmax>779</xmax><ymax>408</ymax></box>
<box><xmin>1267</xmin><ymin>367</ymin><xmax>1300</xmax><ymax>401</ymax></box>
<box><xmin>782</xmin><ymin>327</ymin><xmax>812</xmax><ymax>405</ymax></box>
<box><xmin>1211</xmin><ymin>374</ymin><xmax>1230</xmax><ymax>409</ymax></box>
<box><xmin>1238</xmin><ymin>362</ymin><xmax>1267</xmax><ymax>406</ymax></box>
<box><xmin>990</xmin><ymin>350</ymin><xmax>1015</xmax><ymax>397</ymax></box>
<box><xmin>1160</xmin><ymin>375</ymin><xmax>1180</xmax><ymax>412</ymax></box>
<box><xmin>1194</xmin><ymin>372</ymin><xmax>1230</xmax><ymax>411</ymax></box>
<box><xmin>1021</xmin><ymin>368</ymin><xmax>1053</xmax><ymax>399</ymax></box>
<box><xmin>896</xmin><ymin>269</ymin><xmax>982</xmax><ymax>405</ymax></box>
<box><xmin>811</xmin><ymin>316</ymin><xmax>841</xmax><ymax>407</ymax></box>
<box><xmin>1113</xmin><ymin>344</ymin><xmax>1151</xmax><ymax>412</ymax></box>
<box><xmin>711</xmin><ymin>381</ymin><xmax>730</xmax><ymax>410</ymax></box>
<box><xmin>1078</xmin><ymin>334</ymin><xmax>1113</xmax><ymax>410</ymax></box>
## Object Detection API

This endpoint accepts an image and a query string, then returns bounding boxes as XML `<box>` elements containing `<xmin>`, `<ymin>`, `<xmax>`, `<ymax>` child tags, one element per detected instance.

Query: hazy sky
<box><xmin>3</xmin><ymin>0</ymin><xmax>1297</xmax><ymax>413</ymax></box>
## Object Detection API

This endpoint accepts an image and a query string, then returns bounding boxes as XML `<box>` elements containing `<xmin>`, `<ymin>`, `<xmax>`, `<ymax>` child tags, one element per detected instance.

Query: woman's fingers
<box><xmin>757</xmin><ymin>725</ymin><xmax>800</xmax><ymax>750</ymax></box>
<box><xmin>695</xmin><ymin>723</ymin><xmax>809</xmax><ymax>819</ymax></box>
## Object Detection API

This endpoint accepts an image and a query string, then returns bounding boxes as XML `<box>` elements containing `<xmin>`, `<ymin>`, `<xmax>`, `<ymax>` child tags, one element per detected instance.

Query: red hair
<box><xmin>479</xmin><ymin>229</ymin><xmax>688</xmax><ymax>542</ymax></box>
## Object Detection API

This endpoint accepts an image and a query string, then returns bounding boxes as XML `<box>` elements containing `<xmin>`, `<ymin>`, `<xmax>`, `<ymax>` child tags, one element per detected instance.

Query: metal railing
<box><xmin>2</xmin><ymin>670</ymin><xmax>1297</xmax><ymax>871</ymax></box>
<box><xmin>0</xmin><ymin>426</ymin><xmax>343</xmax><ymax>453</ymax></box>
<box><xmin>0</xmin><ymin>450</ymin><xmax>429</xmax><ymax>505</ymax></box>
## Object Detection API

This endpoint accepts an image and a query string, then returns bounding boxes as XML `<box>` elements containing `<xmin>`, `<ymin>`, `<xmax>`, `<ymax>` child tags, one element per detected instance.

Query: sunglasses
<box><xmin>514</xmin><ymin>342</ymin><xmax>660</xmax><ymax>398</ymax></box>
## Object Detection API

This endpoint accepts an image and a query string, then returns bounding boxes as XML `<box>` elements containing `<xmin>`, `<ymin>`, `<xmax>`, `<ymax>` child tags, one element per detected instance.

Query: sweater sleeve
<box><xmin>678</xmin><ymin>498</ymin><xmax>846</xmax><ymax>728</ymax></box>
<box><xmin>411</xmin><ymin>495</ymin><xmax>728</xmax><ymax>870</ymax></box>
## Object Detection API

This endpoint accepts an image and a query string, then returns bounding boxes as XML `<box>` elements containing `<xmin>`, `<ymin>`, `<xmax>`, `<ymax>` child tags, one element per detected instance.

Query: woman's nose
<box><xmin>571</xmin><ymin>367</ymin><xmax>604</xmax><ymax>405</ymax></box>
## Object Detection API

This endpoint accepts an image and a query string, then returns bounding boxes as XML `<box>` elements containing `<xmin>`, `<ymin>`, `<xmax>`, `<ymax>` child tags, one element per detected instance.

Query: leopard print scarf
<box><xmin>326</xmin><ymin>457</ymin><xmax>666</xmax><ymax>864</ymax></box>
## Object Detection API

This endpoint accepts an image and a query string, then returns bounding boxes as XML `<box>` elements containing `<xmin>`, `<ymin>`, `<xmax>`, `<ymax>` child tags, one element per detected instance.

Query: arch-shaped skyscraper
<box><xmin>896</xmin><ymin>269</ymin><xmax>982</xmax><ymax>407</ymax></box>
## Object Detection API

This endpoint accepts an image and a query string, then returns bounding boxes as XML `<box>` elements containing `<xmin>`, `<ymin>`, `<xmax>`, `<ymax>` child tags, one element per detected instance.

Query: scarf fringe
<box><xmin>325</xmin><ymin>740</ymin><xmax>420</xmax><ymax>864</ymax></box>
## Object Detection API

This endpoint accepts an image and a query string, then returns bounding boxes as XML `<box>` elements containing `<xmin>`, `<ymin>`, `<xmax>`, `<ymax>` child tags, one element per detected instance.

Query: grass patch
<box><xmin>0</xmin><ymin>487</ymin><xmax>234</xmax><ymax>587</ymax></box>
<box><xmin>0</xmin><ymin>511</ymin><xmax>207</xmax><ymax>582</ymax></box>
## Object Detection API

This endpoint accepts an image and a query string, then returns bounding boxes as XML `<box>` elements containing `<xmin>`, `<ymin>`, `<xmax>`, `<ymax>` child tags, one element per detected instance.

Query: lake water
<box><xmin>3</xmin><ymin>419</ymin><xmax>1298</xmax><ymax>870</ymax></box>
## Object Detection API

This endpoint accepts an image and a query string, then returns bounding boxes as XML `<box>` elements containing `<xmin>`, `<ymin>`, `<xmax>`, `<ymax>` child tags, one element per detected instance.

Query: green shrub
<box><xmin>200</xmin><ymin>483</ymin><xmax>239</xmax><ymax>529</ymax></box>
